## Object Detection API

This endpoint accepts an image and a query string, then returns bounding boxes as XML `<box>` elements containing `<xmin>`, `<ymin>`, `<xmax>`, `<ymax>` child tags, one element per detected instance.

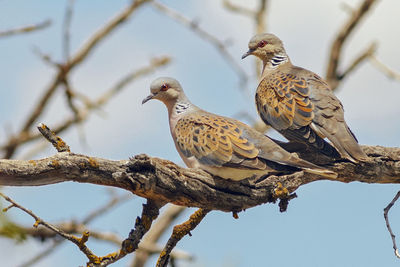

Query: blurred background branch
<box><xmin>0</xmin><ymin>20</ymin><xmax>51</xmax><ymax>39</ymax></box>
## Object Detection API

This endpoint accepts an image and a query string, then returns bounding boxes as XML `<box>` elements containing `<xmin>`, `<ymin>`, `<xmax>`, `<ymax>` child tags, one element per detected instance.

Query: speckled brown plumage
<box><xmin>243</xmin><ymin>33</ymin><xmax>368</xmax><ymax>162</ymax></box>
<box><xmin>143</xmin><ymin>77</ymin><xmax>337</xmax><ymax>180</ymax></box>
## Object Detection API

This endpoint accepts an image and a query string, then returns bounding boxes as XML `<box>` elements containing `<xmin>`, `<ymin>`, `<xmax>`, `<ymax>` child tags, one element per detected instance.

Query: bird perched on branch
<box><xmin>242</xmin><ymin>33</ymin><xmax>368</xmax><ymax>163</ymax></box>
<box><xmin>142</xmin><ymin>77</ymin><xmax>337</xmax><ymax>180</ymax></box>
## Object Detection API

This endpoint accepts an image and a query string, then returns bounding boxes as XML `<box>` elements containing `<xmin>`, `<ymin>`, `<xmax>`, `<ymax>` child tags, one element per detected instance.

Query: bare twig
<box><xmin>326</xmin><ymin>0</ymin><xmax>379</xmax><ymax>90</ymax></box>
<box><xmin>254</xmin><ymin>0</ymin><xmax>268</xmax><ymax>77</ymax></box>
<box><xmin>32</xmin><ymin>47</ymin><xmax>59</xmax><ymax>67</ymax></box>
<box><xmin>369</xmin><ymin>54</ymin><xmax>400</xmax><ymax>81</ymax></box>
<box><xmin>0</xmin><ymin>20</ymin><xmax>51</xmax><ymax>38</ymax></box>
<box><xmin>95</xmin><ymin>56</ymin><xmax>171</xmax><ymax>107</ymax></box>
<box><xmin>151</xmin><ymin>1</ymin><xmax>248</xmax><ymax>88</ymax></box>
<box><xmin>1</xmin><ymin>54</ymin><xmax>169</xmax><ymax>158</ymax></box>
<box><xmin>254</xmin><ymin>0</ymin><xmax>268</xmax><ymax>38</ymax></box>
<box><xmin>339</xmin><ymin>42</ymin><xmax>376</xmax><ymax>80</ymax></box>
<box><xmin>89</xmin><ymin>199</ymin><xmax>165</xmax><ymax>267</ymax></box>
<box><xmin>68</xmin><ymin>0</ymin><xmax>151</xmax><ymax>68</ymax></box>
<box><xmin>63</xmin><ymin>0</ymin><xmax>75</xmax><ymax>62</ymax></box>
<box><xmin>131</xmin><ymin>205</ymin><xmax>186</xmax><ymax>267</ymax></box>
<box><xmin>0</xmin><ymin>192</ymin><xmax>97</xmax><ymax>262</ymax></box>
<box><xmin>37</xmin><ymin>123</ymin><xmax>70</xmax><ymax>152</ymax></box>
<box><xmin>18</xmin><ymin>239</ymin><xmax>63</xmax><ymax>267</ymax></box>
<box><xmin>62</xmin><ymin>80</ymin><xmax>80</xmax><ymax>118</ymax></box>
<box><xmin>18</xmin><ymin>230</ymin><xmax>192</xmax><ymax>267</ymax></box>
<box><xmin>15</xmin><ymin>193</ymin><xmax>131</xmax><ymax>267</ymax></box>
<box><xmin>223</xmin><ymin>0</ymin><xmax>268</xmax><ymax>77</ymax></box>
<box><xmin>222</xmin><ymin>0</ymin><xmax>256</xmax><ymax>17</ymax></box>
<box><xmin>2</xmin><ymin>0</ymin><xmax>151</xmax><ymax>159</ymax></box>
<box><xmin>383</xmin><ymin>191</ymin><xmax>400</xmax><ymax>259</ymax></box>
<box><xmin>156</xmin><ymin>208</ymin><xmax>210</xmax><ymax>267</ymax></box>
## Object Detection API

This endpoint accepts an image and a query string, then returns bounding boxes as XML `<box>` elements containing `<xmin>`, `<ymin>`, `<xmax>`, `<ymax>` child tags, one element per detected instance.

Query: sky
<box><xmin>0</xmin><ymin>0</ymin><xmax>400</xmax><ymax>266</ymax></box>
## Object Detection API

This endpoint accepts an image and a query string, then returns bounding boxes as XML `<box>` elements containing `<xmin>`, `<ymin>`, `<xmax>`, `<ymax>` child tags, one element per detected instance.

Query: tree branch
<box><xmin>0</xmin><ymin>193</ymin><xmax>98</xmax><ymax>262</ymax></box>
<box><xmin>0</xmin><ymin>145</ymin><xmax>399</xmax><ymax>213</ymax></box>
<box><xmin>131</xmin><ymin>205</ymin><xmax>187</xmax><ymax>267</ymax></box>
<box><xmin>384</xmin><ymin>191</ymin><xmax>400</xmax><ymax>259</ymax></box>
<box><xmin>369</xmin><ymin>54</ymin><xmax>400</xmax><ymax>81</ymax></box>
<box><xmin>325</xmin><ymin>0</ymin><xmax>378</xmax><ymax>90</ymax></box>
<box><xmin>338</xmin><ymin>42</ymin><xmax>376</xmax><ymax>80</ymax></box>
<box><xmin>2</xmin><ymin>0</ymin><xmax>151</xmax><ymax>159</ymax></box>
<box><xmin>1</xmin><ymin>55</ymin><xmax>170</xmax><ymax>158</ymax></box>
<box><xmin>0</xmin><ymin>20</ymin><xmax>51</xmax><ymax>38</ymax></box>
<box><xmin>151</xmin><ymin>1</ymin><xmax>248</xmax><ymax>88</ymax></box>
<box><xmin>156</xmin><ymin>208</ymin><xmax>210</xmax><ymax>267</ymax></box>
<box><xmin>91</xmin><ymin>199</ymin><xmax>164</xmax><ymax>267</ymax></box>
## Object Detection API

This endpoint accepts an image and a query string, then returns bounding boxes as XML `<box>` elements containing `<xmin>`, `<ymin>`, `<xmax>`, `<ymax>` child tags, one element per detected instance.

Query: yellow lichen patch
<box><xmin>87</xmin><ymin>254</ymin><xmax>102</xmax><ymax>265</ymax></box>
<box><xmin>172</xmin><ymin>223</ymin><xmax>191</xmax><ymax>239</ymax></box>
<box><xmin>97</xmin><ymin>251</ymin><xmax>121</xmax><ymax>263</ymax></box>
<box><xmin>33</xmin><ymin>220</ymin><xmax>40</xmax><ymax>228</ymax></box>
<box><xmin>156</xmin><ymin>250</ymin><xmax>168</xmax><ymax>265</ymax></box>
<box><xmin>78</xmin><ymin>231</ymin><xmax>90</xmax><ymax>246</ymax></box>
<box><xmin>79</xmin><ymin>162</ymin><xmax>87</xmax><ymax>168</ymax></box>
<box><xmin>28</xmin><ymin>160</ymin><xmax>37</xmax><ymax>166</ymax></box>
<box><xmin>172</xmin><ymin>208</ymin><xmax>208</xmax><ymax>239</ymax></box>
<box><xmin>88</xmin><ymin>157</ymin><xmax>99</xmax><ymax>168</ymax></box>
<box><xmin>50</xmin><ymin>160</ymin><xmax>60</xmax><ymax>168</ymax></box>
<box><xmin>56</xmin><ymin>137</ymin><xmax>70</xmax><ymax>152</ymax></box>
<box><xmin>274</xmin><ymin>182</ymin><xmax>289</xmax><ymax>199</ymax></box>
<box><xmin>3</xmin><ymin>204</ymin><xmax>14</xmax><ymax>212</ymax></box>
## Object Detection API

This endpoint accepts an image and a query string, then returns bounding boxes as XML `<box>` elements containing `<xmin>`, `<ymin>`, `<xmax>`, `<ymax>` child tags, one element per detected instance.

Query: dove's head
<box><xmin>242</xmin><ymin>33</ymin><xmax>285</xmax><ymax>60</ymax></box>
<box><xmin>142</xmin><ymin>77</ymin><xmax>185</xmax><ymax>105</ymax></box>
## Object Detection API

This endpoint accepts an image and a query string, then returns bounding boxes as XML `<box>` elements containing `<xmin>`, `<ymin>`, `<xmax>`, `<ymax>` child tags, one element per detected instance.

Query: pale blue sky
<box><xmin>1</xmin><ymin>0</ymin><xmax>400</xmax><ymax>266</ymax></box>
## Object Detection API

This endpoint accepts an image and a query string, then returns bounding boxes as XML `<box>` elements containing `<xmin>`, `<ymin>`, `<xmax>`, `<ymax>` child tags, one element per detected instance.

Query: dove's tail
<box><xmin>282</xmin><ymin>155</ymin><xmax>338</xmax><ymax>179</ymax></box>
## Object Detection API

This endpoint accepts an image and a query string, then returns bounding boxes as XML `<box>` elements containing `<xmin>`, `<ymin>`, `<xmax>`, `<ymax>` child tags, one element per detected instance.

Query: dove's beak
<box><xmin>241</xmin><ymin>48</ymin><xmax>255</xmax><ymax>59</ymax></box>
<box><xmin>142</xmin><ymin>93</ymin><xmax>155</xmax><ymax>104</ymax></box>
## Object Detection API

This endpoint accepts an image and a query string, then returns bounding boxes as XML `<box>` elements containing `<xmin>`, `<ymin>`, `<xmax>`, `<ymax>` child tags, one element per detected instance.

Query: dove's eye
<box><xmin>161</xmin><ymin>84</ymin><xmax>170</xmax><ymax>91</ymax></box>
<box><xmin>258</xmin><ymin>40</ymin><xmax>267</xmax><ymax>47</ymax></box>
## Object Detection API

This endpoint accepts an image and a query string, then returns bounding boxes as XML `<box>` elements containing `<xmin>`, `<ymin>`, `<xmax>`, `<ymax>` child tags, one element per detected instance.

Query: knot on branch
<box><xmin>128</xmin><ymin>154</ymin><xmax>156</xmax><ymax>173</ymax></box>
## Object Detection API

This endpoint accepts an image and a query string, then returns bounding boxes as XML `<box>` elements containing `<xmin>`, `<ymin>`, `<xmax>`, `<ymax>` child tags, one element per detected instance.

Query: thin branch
<box><xmin>131</xmin><ymin>205</ymin><xmax>187</xmax><ymax>267</ymax></box>
<box><xmin>369</xmin><ymin>54</ymin><xmax>400</xmax><ymax>81</ymax></box>
<box><xmin>339</xmin><ymin>42</ymin><xmax>376</xmax><ymax>80</ymax></box>
<box><xmin>156</xmin><ymin>208</ymin><xmax>210</xmax><ymax>267</ymax></box>
<box><xmin>222</xmin><ymin>0</ymin><xmax>256</xmax><ymax>17</ymax></box>
<box><xmin>69</xmin><ymin>0</ymin><xmax>151</xmax><ymax>68</ymax></box>
<box><xmin>384</xmin><ymin>191</ymin><xmax>400</xmax><ymax>259</ymax></box>
<box><xmin>1</xmin><ymin>55</ymin><xmax>170</xmax><ymax>158</ymax></box>
<box><xmin>2</xmin><ymin>0</ymin><xmax>151</xmax><ymax>159</ymax></box>
<box><xmin>254</xmin><ymin>0</ymin><xmax>268</xmax><ymax>37</ymax></box>
<box><xmin>37</xmin><ymin>123</ymin><xmax>70</xmax><ymax>152</ymax></box>
<box><xmin>63</xmin><ymin>0</ymin><xmax>75</xmax><ymax>62</ymax></box>
<box><xmin>0</xmin><ymin>192</ymin><xmax>97</xmax><ymax>262</ymax></box>
<box><xmin>62</xmin><ymin>79</ymin><xmax>81</xmax><ymax>119</ymax></box>
<box><xmin>325</xmin><ymin>0</ymin><xmax>379</xmax><ymax>90</ymax></box>
<box><xmin>0</xmin><ymin>20</ymin><xmax>51</xmax><ymax>38</ymax></box>
<box><xmin>18</xmin><ymin>239</ymin><xmax>63</xmax><ymax>267</ymax></box>
<box><xmin>95</xmin><ymin>56</ymin><xmax>171</xmax><ymax>107</ymax></box>
<box><xmin>223</xmin><ymin>0</ymin><xmax>268</xmax><ymax>77</ymax></box>
<box><xmin>151</xmin><ymin>1</ymin><xmax>248</xmax><ymax>88</ymax></box>
<box><xmin>15</xmin><ymin>193</ymin><xmax>132</xmax><ymax>267</ymax></box>
<box><xmin>0</xmin><ymin>193</ymin><xmax>165</xmax><ymax>266</ymax></box>
<box><xmin>32</xmin><ymin>47</ymin><xmax>59</xmax><ymax>67</ymax></box>
<box><xmin>254</xmin><ymin>0</ymin><xmax>268</xmax><ymax>77</ymax></box>
<box><xmin>89</xmin><ymin>199</ymin><xmax>165</xmax><ymax>267</ymax></box>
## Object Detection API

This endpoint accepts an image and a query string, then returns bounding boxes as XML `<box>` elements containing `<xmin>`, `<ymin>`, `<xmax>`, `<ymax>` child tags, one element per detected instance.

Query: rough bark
<box><xmin>0</xmin><ymin>145</ymin><xmax>399</xmax><ymax>213</ymax></box>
